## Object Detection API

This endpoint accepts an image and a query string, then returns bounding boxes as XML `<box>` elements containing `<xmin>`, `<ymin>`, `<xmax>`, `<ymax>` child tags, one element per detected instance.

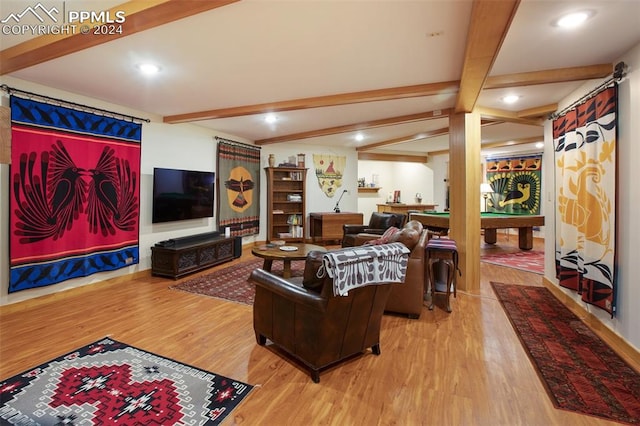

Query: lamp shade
<box><xmin>480</xmin><ymin>183</ymin><xmax>494</xmax><ymax>194</ymax></box>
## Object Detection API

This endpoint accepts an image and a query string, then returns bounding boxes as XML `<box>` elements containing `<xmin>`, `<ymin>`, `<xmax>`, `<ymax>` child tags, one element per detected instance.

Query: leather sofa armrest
<box><xmin>353</xmin><ymin>233</ymin><xmax>383</xmax><ymax>245</ymax></box>
<box><xmin>362</xmin><ymin>228</ymin><xmax>385</xmax><ymax>234</ymax></box>
<box><xmin>343</xmin><ymin>224</ymin><xmax>368</xmax><ymax>234</ymax></box>
<box><xmin>249</xmin><ymin>268</ymin><xmax>327</xmax><ymax>311</ymax></box>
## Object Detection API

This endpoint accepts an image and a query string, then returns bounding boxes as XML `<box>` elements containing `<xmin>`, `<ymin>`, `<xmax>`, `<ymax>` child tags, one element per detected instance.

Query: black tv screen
<box><xmin>152</xmin><ymin>168</ymin><xmax>215</xmax><ymax>223</ymax></box>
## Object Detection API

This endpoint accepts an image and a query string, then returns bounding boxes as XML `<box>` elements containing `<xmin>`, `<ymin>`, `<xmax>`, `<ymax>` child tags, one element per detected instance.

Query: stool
<box><xmin>425</xmin><ymin>238</ymin><xmax>459</xmax><ymax>313</ymax></box>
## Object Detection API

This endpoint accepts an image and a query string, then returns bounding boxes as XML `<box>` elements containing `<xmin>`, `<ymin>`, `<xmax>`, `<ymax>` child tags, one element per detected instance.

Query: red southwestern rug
<box><xmin>171</xmin><ymin>258</ymin><xmax>305</xmax><ymax>305</ymax></box>
<box><xmin>481</xmin><ymin>250</ymin><xmax>544</xmax><ymax>274</ymax></box>
<box><xmin>0</xmin><ymin>337</ymin><xmax>253</xmax><ymax>425</ymax></box>
<box><xmin>491</xmin><ymin>282</ymin><xmax>640</xmax><ymax>424</ymax></box>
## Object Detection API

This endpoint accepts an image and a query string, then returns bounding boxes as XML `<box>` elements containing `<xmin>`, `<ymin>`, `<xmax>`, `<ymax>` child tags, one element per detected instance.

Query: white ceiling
<box><xmin>2</xmin><ymin>0</ymin><xmax>639</xmax><ymax>158</ymax></box>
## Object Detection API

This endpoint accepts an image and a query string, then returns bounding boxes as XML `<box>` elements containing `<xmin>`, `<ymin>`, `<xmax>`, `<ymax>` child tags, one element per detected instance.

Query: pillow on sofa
<box><xmin>302</xmin><ymin>250</ymin><xmax>325</xmax><ymax>292</ymax></box>
<box><xmin>364</xmin><ymin>226</ymin><xmax>400</xmax><ymax>245</ymax></box>
<box><xmin>389</xmin><ymin>227</ymin><xmax>420</xmax><ymax>251</ymax></box>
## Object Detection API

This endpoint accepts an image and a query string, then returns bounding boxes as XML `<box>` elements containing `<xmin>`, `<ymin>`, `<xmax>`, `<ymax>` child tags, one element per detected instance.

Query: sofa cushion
<box><xmin>302</xmin><ymin>250</ymin><xmax>325</xmax><ymax>292</ymax></box>
<box><xmin>389</xmin><ymin>227</ymin><xmax>420</xmax><ymax>251</ymax></box>
<box><xmin>368</xmin><ymin>212</ymin><xmax>396</xmax><ymax>229</ymax></box>
<box><xmin>365</xmin><ymin>226</ymin><xmax>400</xmax><ymax>245</ymax></box>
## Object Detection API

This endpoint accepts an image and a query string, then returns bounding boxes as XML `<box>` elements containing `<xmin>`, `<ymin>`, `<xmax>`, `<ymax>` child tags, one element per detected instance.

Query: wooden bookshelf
<box><xmin>265</xmin><ymin>167</ymin><xmax>307</xmax><ymax>243</ymax></box>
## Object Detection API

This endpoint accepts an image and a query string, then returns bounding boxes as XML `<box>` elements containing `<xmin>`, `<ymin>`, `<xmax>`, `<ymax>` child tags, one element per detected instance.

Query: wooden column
<box><xmin>0</xmin><ymin>106</ymin><xmax>10</xmax><ymax>164</ymax></box>
<box><xmin>448</xmin><ymin>111</ymin><xmax>481</xmax><ymax>292</ymax></box>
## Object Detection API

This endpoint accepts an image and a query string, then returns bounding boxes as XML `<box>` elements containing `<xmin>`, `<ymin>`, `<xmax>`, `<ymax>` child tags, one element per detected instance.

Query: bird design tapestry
<box><xmin>9</xmin><ymin>97</ymin><xmax>141</xmax><ymax>293</ymax></box>
<box><xmin>553</xmin><ymin>85</ymin><xmax>617</xmax><ymax>315</ymax></box>
<box><xmin>485</xmin><ymin>154</ymin><xmax>542</xmax><ymax>214</ymax></box>
<box><xmin>216</xmin><ymin>138</ymin><xmax>260</xmax><ymax>236</ymax></box>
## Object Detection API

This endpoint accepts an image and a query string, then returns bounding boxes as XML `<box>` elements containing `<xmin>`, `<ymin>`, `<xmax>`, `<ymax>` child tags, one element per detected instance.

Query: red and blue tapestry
<box><xmin>553</xmin><ymin>85</ymin><xmax>617</xmax><ymax>315</ymax></box>
<box><xmin>216</xmin><ymin>138</ymin><xmax>260</xmax><ymax>236</ymax></box>
<box><xmin>9</xmin><ymin>97</ymin><xmax>141</xmax><ymax>293</ymax></box>
<box><xmin>485</xmin><ymin>154</ymin><xmax>542</xmax><ymax>214</ymax></box>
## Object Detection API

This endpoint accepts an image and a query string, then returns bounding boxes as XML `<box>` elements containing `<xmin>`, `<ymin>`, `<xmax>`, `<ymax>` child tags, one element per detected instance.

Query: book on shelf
<box><xmin>286</xmin><ymin>214</ymin><xmax>302</xmax><ymax>225</ymax></box>
<box><xmin>273</xmin><ymin>209</ymin><xmax>285</xmax><ymax>214</ymax></box>
<box><xmin>289</xmin><ymin>225</ymin><xmax>303</xmax><ymax>238</ymax></box>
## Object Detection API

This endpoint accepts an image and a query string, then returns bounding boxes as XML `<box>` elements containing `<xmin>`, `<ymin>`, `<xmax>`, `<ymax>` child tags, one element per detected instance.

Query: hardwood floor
<box><xmin>0</xmin><ymin>236</ymin><xmax>635</xmax><ymax>425</ymax></box>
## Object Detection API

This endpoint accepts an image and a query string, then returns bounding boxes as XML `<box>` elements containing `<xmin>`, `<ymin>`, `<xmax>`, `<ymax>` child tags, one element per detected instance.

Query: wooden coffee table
<box><xmin>251</xmin><ymin>243</ymin><xmax>326</xmax><ymax>278</ymax></box>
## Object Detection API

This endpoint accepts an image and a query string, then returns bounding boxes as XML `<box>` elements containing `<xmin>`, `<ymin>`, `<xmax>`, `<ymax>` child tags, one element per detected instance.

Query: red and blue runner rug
<box><xmin>491</xmin><ymin>283</ymin><xmax>640</xmax><ymax>424</ymax></box>
<box><xmin>0</xmin><ymin>338</ymin><xmax>253</xmax><ymax>425</ymax></box>
<box><xmin>481</xmin><ymin>250</ymin><xmax>544</xmax><ymax>275</ymax></box>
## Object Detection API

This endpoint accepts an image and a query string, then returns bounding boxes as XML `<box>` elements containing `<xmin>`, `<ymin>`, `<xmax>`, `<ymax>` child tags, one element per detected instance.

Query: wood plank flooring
<box><xmin>1</xmin><ymin>236</ymin><xmax>635</xmax><ymax>425</ymax></box>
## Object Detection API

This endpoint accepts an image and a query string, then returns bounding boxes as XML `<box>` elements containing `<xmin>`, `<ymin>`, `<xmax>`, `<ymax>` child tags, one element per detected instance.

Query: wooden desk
<box><xmin>409</xmin><ymin>212</ymin><xmax>545</xmax><ymax>250</ymax></box>
<box><xmin>309</xmin><ymin>212</ymin><xmax>363</xmax><ymax>243</ymax></box>
<box><xmin>377</xmin><ymin>203</ymin><xmax>437</xmax><ymax>215</ymax></box>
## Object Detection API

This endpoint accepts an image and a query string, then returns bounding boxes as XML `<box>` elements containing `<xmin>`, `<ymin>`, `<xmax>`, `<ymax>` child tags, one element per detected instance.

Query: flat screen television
<box><xmin>152</xmin><ymin>167</ymin><xmax>215</xmax><ymax>223</ymax></box>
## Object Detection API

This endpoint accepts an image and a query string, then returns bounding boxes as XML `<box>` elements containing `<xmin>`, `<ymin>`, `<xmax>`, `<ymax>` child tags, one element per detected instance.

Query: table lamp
<box><xmin>481</xmin><ymin>183</ymin><xmax>494</xmax><ymax>211</ymax></box>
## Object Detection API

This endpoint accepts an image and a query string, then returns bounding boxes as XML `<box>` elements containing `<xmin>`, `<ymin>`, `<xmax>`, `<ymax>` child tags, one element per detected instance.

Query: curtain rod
<box><xmin>214</xmin><ymin>136</ymin><xmax>260</xmax><ymax>149</ymax></box>
<box><xmin>0</xmin><ymin>84</ymin><xmax>150</xmax><ymax>123</ymax></box>
<box><xmin>549</xmin><ymin>61</ymin><xmax>627</xmax><ymax>120</ymax></box>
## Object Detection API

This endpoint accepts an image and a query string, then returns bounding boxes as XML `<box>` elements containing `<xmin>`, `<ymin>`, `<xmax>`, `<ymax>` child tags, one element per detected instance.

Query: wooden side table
<box><xmin>425</xmin><ymin>238</ymin><xmax>459</xmax><ymax>312</ymax></box>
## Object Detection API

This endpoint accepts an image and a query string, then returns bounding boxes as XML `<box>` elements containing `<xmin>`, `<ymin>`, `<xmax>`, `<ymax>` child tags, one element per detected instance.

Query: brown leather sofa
<box><xmin>249</xmin><ymin>246</ymin><xmax>405</xmax><ymax>383</ymax></box>
<box><xmin>342</xmin><ymin>212</ymin><xmax>406</xmax><ymax>247</ymax></box>
<box><xmin>353</xmin><ymin>220</ymin><xmax>428</xmax><ymax>319</ymax></box>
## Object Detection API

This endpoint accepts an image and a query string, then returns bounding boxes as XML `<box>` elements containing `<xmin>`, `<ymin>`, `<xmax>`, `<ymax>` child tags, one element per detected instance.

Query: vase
<box><xmin>268</xmin><ymin>154</ymin><xmax>275</xmax><ymax>167</ymax></box>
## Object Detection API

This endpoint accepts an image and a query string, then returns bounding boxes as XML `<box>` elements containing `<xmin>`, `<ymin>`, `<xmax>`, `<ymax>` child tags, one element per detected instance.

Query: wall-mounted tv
<box><xmin>152</xmin><ymin>167</ymin><xmax>215</xmax><ymax>223</ymax></box>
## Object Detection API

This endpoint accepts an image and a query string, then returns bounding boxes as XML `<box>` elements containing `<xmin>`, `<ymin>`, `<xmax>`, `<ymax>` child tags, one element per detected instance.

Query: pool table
<box><xmin>408</xmin><ymin>212</ymin><xmax>544</xmax><ymax>250</ymax></box>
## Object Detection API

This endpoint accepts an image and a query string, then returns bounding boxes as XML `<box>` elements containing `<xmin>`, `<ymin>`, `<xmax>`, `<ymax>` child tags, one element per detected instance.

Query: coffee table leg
<box><xmin>263</xmin><ymin>259</ymin><xmax>273</xmax><ymax>272</ymax></box>
<box><xmin>283</xmin><ymin>260</ymin><xmax>292</xmax><ymax>278</ymax></box>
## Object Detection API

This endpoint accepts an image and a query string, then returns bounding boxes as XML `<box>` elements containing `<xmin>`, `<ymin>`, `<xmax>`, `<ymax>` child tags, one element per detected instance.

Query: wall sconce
<box><xmin>481</xmin><ymin>183</ymin><xmax>494</xmax><ymax>211</ymax></box>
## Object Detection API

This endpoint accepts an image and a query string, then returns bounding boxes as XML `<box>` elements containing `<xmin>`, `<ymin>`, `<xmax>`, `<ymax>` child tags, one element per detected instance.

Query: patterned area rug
<box><xmin>0</xmin><ymin>337</ymin><xmax>253</xmax><ymax>425</ymax></box>
<box><xmin>481</xmin><ymin>250</ymin><xmax>544</xmax><ymax>274</ymax></box>
<box><xmin>491</xmin><ymin>283</ymin><xmax>640</xmax><ymax>424</ymax></box>
<box><xmin>171</xmin><ymin>258</ymin><xmax>304</xmax><ymax>305</ymax></box>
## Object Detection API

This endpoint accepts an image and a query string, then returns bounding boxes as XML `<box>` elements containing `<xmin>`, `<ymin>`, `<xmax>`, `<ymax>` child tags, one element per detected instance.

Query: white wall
<box><xmin>357</xmin><ymin>160</ymin><xmax>437</xmax><ymax>220</ymax></box>
<box><xmin>543</xmin><ymin>42</ymin><xmax>640</xmax><ymax>351</ymax></box>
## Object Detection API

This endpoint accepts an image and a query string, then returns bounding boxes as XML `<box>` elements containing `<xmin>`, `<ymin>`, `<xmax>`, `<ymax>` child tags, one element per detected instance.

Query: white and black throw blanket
<box><xmin>320</xmin><ymin>242</ymin><xmax>410</xmax><ymax>296</ymax></box>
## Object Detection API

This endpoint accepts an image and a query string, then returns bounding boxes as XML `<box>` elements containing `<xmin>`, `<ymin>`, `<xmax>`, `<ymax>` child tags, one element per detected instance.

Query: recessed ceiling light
<box><xmin>355</xmin><ymin>133</ymin><xmax>364</xmax><ymax>142</ymax></box>
<box><xmin>554</xmin><ymin>10</ymin><xmax>593</xmax><ymax>29</ymax></box>
<box><xmin>264</xmin><ymin>114</ymin><xmax>277</xmax><ymax>124</ymax></box>
<box><xmin>502</xmin><ymin>95</ymin><xmax>520</xmax><ymax>104</ymax></box>
<box><xmin>137</xmin><ymin>63</ymin><xmax>160</xmax><ymax>75</ymax></box>
<box><xmin>535</xmin><ymin>142</ymin><xmax>544</xmax><ymax>149</ymax></box>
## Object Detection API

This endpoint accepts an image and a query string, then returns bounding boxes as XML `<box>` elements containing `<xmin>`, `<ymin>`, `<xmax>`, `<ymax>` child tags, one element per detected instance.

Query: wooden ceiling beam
<box><xmin>357</xmin><ymin>119</ymin><xmax>497</xmax><ymax>152</ymax></box>
<box><xmin>427</xmin><ymin>136</ymin><xmax>540</xmax><ymax>156</ymax></box>
<box><xmin>0</xmin><ymin>0</ymin><xmax>239</xmax><ymax>75</ymax></box>
<box><xmin>484</xmin><ymin>64</ymin><xmax>612</xmax><ymax>89</ymax></box>
<box><xmin>476</xmin><ymin>106</ymin><xmax>543</xmax><ymax>126</ymax></box>
<box><xmin>517</xmin><ymin>103</ymin><xmax>558</xmax><ymax>118</ymax></box>
<box><xmin>255</xmin><ymin>108</ymin><xmax>452</xmax><ymax>145</ymax></box>
<box><xmin>357</xmin><ymin>127</ymin><xmax>450</xmax><ymax>152</ymax></box>
<box><xmin>455</xmin><ymin>0</ymin><xmax>520</xmax><ymax>113</ymax></box>
<box><xmin>163</xmin><ymin>82</ymin><xmax>460</xmax><ymax>123</ymax></box>
<box><xmin>357</xmin><ymin>152</ymin><xmax>428</xmax><ymax>163</ymax></box>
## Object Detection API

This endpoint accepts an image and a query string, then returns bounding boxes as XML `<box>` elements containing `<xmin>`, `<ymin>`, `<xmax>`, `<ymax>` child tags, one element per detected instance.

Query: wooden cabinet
<box><xmin>151</xmin><ymin>233</ymin><xmax>234</xmax><ymax>279</ymax></box>
<box><xmin>309</xmin><ymin>212</ymin><xmax>364</xmax><ymax>243</ymax></box>
<box><xmin>265</xmin><ymin>167</ymin><xmax>307</xmax><ymax>243</ymax></box>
